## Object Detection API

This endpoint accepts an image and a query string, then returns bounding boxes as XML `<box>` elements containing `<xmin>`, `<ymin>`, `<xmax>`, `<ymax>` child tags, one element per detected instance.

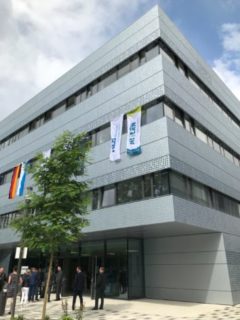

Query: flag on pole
<box><xmin>16</xmin><ymin>162</ymin><xmax>27</xmax><ymax>197</ymax></box>
<box><xmin>110</xmin><ymin>114</ymin><xmax>123</xmax><ymax>161</ymax></box>
<box><xmin>127</xmin><ymin>106</ymin><xmax>142</xmax><ymax>156</ymax></box>
<box><xmin>8</xmin><ymin>165</ymin><xmax>21</xmax><ymax>199</ymax></box>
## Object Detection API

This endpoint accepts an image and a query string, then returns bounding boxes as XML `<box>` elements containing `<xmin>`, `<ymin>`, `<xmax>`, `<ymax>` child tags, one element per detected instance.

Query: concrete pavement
<box><xmin>1</xmin><ymin>296</ymin><xmax>240</xmax><ymax>319</ymax></box>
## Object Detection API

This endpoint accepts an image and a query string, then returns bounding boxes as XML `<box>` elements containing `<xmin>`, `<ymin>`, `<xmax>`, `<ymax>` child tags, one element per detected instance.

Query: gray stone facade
<box><xmin>0</xmin><ymin>6</ymin><xmax>240</xmax><ymax>304</ymax></box>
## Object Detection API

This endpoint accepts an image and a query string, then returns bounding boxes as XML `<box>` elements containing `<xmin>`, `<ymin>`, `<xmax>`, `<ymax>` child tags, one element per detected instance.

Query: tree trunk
<box><xmin>41</xmin><ymin>252</ymin><xmax>54</xmax><ymax>320</ymax></box>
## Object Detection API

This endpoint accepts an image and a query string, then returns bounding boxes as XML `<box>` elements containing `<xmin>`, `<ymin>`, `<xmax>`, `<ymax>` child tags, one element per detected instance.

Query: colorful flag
<box><xmin>16</xmin><ymin>162</ymin><xmax>27</xmax><ymax>197</ymax></box>
<box><xmin>127</xmin><ymin>106</ymin><xmax>142</xmax><ymax>156</ymax></box>
<box><xmin>8</xmin><ymin>165</ymin><xmax>21</xmax><ymax>199</ymax></box>
<box><xmin>110</xmin><ymin>114</ymin><xmax>123</xmax><ymax>161</ymax></box>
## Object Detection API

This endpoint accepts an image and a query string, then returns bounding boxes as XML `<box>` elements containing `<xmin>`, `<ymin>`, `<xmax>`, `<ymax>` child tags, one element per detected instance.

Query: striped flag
<box><xmin>16</xmin><ymin>162</ymin><xmax>27</xmax><ymax>197</ymax></box>
<box><xmin>8</xmin><ymin>165</ymin><xmax>21</xmax><ymax>199</ymax></box>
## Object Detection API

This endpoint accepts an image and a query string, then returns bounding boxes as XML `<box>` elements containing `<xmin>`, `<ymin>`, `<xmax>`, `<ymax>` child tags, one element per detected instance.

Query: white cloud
<box><xmin>213</xmin><ymin>23</ymin><xmax>240</xmax><ymax>101</ymax></box>
<box><xmin>0</xmin><ymin>0</ymin><xmax>150</xmax><ymax>122</ymax></box>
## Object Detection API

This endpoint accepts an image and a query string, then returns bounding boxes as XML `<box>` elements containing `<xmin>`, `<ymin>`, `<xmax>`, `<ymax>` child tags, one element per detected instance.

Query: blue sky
<box><xmin>0</xmin><ymin>0</ymin><xmax>239</xmax><ymax>121</ymax></box>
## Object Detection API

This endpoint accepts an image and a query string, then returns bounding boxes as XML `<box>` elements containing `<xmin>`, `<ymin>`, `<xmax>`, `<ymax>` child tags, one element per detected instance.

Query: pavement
<box><xmin>1</xmin><ymin>296</ymin><xmax>240</xmax><ymax>320</ymax></box>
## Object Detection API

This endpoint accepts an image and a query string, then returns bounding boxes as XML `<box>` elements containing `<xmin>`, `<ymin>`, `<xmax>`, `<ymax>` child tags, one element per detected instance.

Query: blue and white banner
<box><xmin>110</xmin><ymin>114</ymin><xmax>123</xmax><ymax>161</ymax></box>
<box><xmin>16</xmin><ymin>162</ymin><xmax>27</xmax><ymax>197</ymax></box>
<box><xmin>127</xmin><ymin>106</ymin><xmax>142</xmax><ymax>156</ymax></box>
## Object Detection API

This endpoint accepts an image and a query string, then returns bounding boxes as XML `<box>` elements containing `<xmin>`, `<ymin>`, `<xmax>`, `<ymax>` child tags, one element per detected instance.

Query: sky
<box><xmin>0</xmin><ymin>0</ymin><xmax>240</xmax><ymax>122</ymax></box>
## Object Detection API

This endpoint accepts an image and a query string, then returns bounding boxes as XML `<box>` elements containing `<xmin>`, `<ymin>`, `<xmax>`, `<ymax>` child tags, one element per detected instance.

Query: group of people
<box><xmin>0</xmin><ymin>264</ymin><xmax>106</xmax><ymax>313</ymax></box>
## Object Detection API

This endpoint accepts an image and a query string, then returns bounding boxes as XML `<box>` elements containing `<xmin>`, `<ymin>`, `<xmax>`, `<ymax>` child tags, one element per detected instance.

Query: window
<box><xmin>153</xmin><ymin>172</ymin><xmax>169</xmax><ymax>197</ymax></box>
<box><xmin>143</xmin><ymin>174</ymin><xmax>152</xmax><ymax>198</ymax></box>
<box><xmin>224</xmin><ymin>149</ymin><xmax>233</xmax><ymax>162</ymax></box>
<box><xmin>170</xmin><ymin>172</ymin><xmax>188</xmax><ymax>198</ymax></box>
<box><xmin>5</xmin><ymin>171</ymin><xmax>13</xmax><ymax>184</ymax></box>
<box><xmin>130</xmin><ymin>54</ymin><xmax>139</xmax><ymax>71</ymax></box>
<box><xmin>66</xmin><ymin>96</ymin><xmax>76</xmax><ymax>109</ymax></box>
<box><xmin>213</xmin><ymin>140</ymin><xmax>221</xmax><ymax>153</ymax></box>
<box><xmin>52</xmin><ymin>104</ymin><xmax>66</xmax><ymax>117</ymax></box>
<box><xmin>118</xmin><ymin>60</ymin><xmax>130</xmax><ymax>79</ymax></box>
<box><xmin>96</xmin><ymin>125</ymin><xmax>110</xmax><ymax>145</ymax></box>
<box><xmin>195</xmin><ymin>127</ymin><xmax>207</xmax><ymax>144</ymax></box>
<box><xmin>101</xmin><ymin>185</ymin><xmax>115</xmax><ymax>208</ymax></box>
<box><xmin>145</xmin><ymin>44</ymin><xmax>159</xmax><ymax>61</ymax></box>
<box><xmin>44</xmin><ymin>110</ymin><xmax>52</xmax><ymax>122</ymax></box>
<box><xmin>174</xmin><ymin>109</ymin><xmax>184</xmax><ymax>127</ymax></box>
<box><xmin>184</xmin><ymin>116</ymin><xmax>195</xmax><ymax>135</ymax></box>
<box><xmin>117</xmin><ymin>177</ymin><xmax>143</xmax><ymax>204</ymax></box>
<box><xmin>212</xmin><ymin>190</ymin><xmax>225</xmax><ymax>212</ymax></box>
<box><xmin>92</xmin><ymin>189</ymin><xmax>100</xmax><ymax>210</ymax></box>
<box><xmin>164</xmin><ymin>104</ymin><xmax>174</xmax><ymax>120</ymax></box>
<box><xmin>144</xmin><ymin>103</ymin><xmax>163</xmax><ymax>125</ymax></box>
<box><xmin>100</xmin><ymin>70</ymin><xmax>117</xmax><ymax>89</ymax></box>
<box><xmin>139</xmin><ymin>50</ymin><xmax>146</xmax><ymax>65</ymax></box>
<box><xmin>191</xmin><ymin>181</ymin><xmax>210</xmax><ymax>206</ymax></box>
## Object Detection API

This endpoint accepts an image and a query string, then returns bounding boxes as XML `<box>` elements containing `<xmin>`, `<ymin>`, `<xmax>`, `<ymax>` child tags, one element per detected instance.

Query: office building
<box><xmin>0</xmin><ymin>6</ymin><xmax>240</xmax><ymax>304</ymax></box>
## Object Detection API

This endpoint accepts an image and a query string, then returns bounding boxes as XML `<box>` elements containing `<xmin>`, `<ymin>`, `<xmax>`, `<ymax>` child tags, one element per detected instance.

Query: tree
<box><xmin>11</xmin><ymin>131</ymin><xmax>91</xmax><ymax>320</ymax></box>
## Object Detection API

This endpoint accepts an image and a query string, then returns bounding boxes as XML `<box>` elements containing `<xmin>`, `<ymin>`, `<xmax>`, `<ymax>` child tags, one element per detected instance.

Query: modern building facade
<box><xmin>0</xmin><ymin>6</ymin><xmax>240</xmax><ymax>304</ymax></box>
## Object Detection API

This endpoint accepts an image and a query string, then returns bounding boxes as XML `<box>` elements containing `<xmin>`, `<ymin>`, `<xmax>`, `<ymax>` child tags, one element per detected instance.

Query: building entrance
<box><xmin>62</xmin><ymin>238</ymin><xmax>144</xmax><ymax>299</ymax></box>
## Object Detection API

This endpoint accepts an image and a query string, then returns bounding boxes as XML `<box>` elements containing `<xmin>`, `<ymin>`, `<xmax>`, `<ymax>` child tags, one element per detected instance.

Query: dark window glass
<box><xmin>143</xmin><ymin>175</ymin><xmax>152</xmax><ymax>198</ymax></box>
<box><xmin>122</xmin><ymin>116</ymin><xmax>127</xmax><ymax>134</ymax></box>
<box><xmin>212</xmin><ymin>190</ymin><xmax>225</xmax><ymax>212</ymax></box>
<box><xmin>118</xmin><ymin>60</ymin><xmax>130</xmax><ymax>79</ymax></box>
<box><xmin>92</xmin><ymin>189</ymin><xmax>99</xmax><ymax>210</ymax></box>
<box><xmin>145</xmin><ymin>103</ymin><xmax>163</xmax><ymax>125</ymax></box>
<box><xmin>101</xmin><ymin>185</ymin><xmax>115</xmax><ymax>208</ymax></box>
<box><xmin>170</xmin><ymin>172</ymin><xmax>188</xmax><ymax>198</ymax></box>
<box><xmin>96</xmin><ymin>125</ymin><xmax>110</xmax><ymax>145</ymax></box>
<box><xmin>80</xmin><ymin>90</ymin><xmax>87</xmax><ymax>102</ymax></box>
<box><xmin>164</xmin><ymin>104</ymin><xmax>174</xmax><ymax>120</ymax></box>
<box><xmin>91</xmin><ymin>82</ymin><xmax>98</xmax><ymax>95</ymax></box>
<box><xmin>145</xmin><ymin>44</ymin><xmax>159</xmax><ymax>61</ymax></box>
<box><xmin>0</xmin><ymin>175</ymin><xmax>4</xmax><ymax>185</ymax></box>
<box><xmin>184</xmin><ymin>116</ymin><xmax>195</xmax><ymax>135</ymax></box>
<box><xmin>153</xmin><ymin>172</ymin><xmax>169</xmax><ymax>197</ymax></box>
<box><xmin>44</xmin><ymin>110</ymin><xmax>52</xmax><ymax>122</ymax></box>
<box><xmin>191</xmin><ymin>181</ymin><xmax>210</xmax><ymax>206</ymax></box>
<box><xmin>174</xmin><ymin>109</ymin><xmax>184</xmax><ymax>127</ymax></box>
<box><xmin>100</xmin><ymin>70</ymin><xmax>117</xmax><ymax>89</ymax></box>
<box><xmin>224</xmin><ymin>197</ymin><xmax>239</xmax><ymax>216</ymax></box>
<box><xmin>117</xmin><ymin>177</ymin><xmax>143</xmax><ymax>204</ymax></box>
<box><xmin>139</xmin><ymin>50</ymin><xmax>146</xmax><ymax>65</ymax></box>
<box><xmin>66</xmin><ymin>95</ymin><xmax>76</xmax><ymax>109</ymax></box>
<box><xmin>52</xmin><ymin>104</ymin><xmax>66</xmax><ymax>117</ymax></box>
<box><xmin>130</xmin><ymin>54</ymin><xmax>139</xmax><ymax>71</ymax></box>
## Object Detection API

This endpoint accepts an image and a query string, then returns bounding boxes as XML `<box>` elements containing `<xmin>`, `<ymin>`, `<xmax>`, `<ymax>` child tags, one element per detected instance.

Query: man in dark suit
<box><xmin>72</xmin><ymin>266</ymin><xmax>85</xmax><ymax>310</ymax></box>
<box><xmin>92</xmin><ymin>266</ymin><xmax>106</xmax><ymax>310</ymax></box>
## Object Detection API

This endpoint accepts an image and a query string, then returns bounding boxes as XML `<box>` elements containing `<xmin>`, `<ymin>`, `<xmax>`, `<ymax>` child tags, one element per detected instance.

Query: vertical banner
<box><xmin>110</xmin><ymin>114</ymin><xmax>123</xmax><ymax>161</ymax></box>
<box><xmin>127</xmin><ymin>106</ymin><xmax>142</xmax><ymax>156</ymax></box>
<box><xmin>8</xmin><ymin>165</ymin><xmax>21</xmax><ymax>199</ymax></box>
<box><xmin>16</xmin><ymin>162</ymin><xmax>27</xmax><ymax>197</ymax></box>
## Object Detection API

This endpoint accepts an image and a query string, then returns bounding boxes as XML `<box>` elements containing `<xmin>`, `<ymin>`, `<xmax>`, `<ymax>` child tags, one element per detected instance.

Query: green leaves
<box><xmin>11</xmin><ymin>131</ymin><xmax>91</xmax><ymax>254</ymax></box>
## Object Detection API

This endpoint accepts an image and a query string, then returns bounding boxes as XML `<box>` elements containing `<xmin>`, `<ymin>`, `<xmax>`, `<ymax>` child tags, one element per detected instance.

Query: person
<box><xmin>28</xmin><ymin>267</ymin><xmax>38</xmax><ymax>302</ymax></box>
<box><xmin>55</xmin><ymin>266</ymin><xmax>63</xmax><ymax>301</ymax></box>
<box><xmin>21</xmin><ymin>269</ymin><xmax>30</xmax><ymax>304</ymax></box>
<box><xmin>0</xmin><ymin>266</ymin><xmax>7</xmax><ymax>292</ymax></box>
<box><xmin>7</xmin><ymin>267</ymin><xmax>22</xmax><ymax>315</ymax></box>
<box><xmin>72</xmin><ymin>266</ymin><xmax>85</xmax><ymax>311</ymax></box>
<box><xmin>92</xmin><ymin>266</ymin><xmax>106</xmax><ymax>310</ymax></box>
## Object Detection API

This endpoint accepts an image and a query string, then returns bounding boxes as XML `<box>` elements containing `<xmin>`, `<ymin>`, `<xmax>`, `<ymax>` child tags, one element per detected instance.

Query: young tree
<box><xmin>11</xmin><ymin>131</ymin><xmax>91</xmax><ymax>320</ymax></box>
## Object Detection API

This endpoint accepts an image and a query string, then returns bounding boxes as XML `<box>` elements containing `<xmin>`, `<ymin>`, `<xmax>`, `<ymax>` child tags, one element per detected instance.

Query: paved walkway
<box><xmin>1</xmin><ymin>296</ymin><xmax>240</xmax><ymax>320</ymax></box>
